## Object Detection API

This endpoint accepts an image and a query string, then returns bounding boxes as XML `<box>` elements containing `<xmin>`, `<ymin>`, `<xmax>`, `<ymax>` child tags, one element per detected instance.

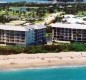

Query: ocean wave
<box><xmin>0</xmin><ymin>64</ymin><xmax>86</xmax><ymax>72</ymax></box>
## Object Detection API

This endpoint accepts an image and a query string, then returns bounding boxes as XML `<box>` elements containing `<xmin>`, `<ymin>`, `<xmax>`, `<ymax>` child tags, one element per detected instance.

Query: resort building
<box><xmin>62</xmin><ymin>14</ymin><xmax>86</xmax><ymax>24</ymax></box>
<box><xmin>0</xmin><ymin>23</ymin><xmax>46</xmax><ymax>46</ymax></box>
<box><xmin>51</xmin><ymin>23</ymin><xmax>86</xmax><ymax>42</ymax></box>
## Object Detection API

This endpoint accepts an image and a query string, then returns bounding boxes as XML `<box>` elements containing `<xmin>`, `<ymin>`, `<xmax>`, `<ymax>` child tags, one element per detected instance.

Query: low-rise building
<box><xmin>51</xmin><ymin>23</ymin><xmax>86</xmax><ymax>42</ymax></box>
<box><xmin>62</xmin><ymin>14</ymin><xmax>86</xmax><ymax>24</ymax></box>
<box><xmin>0</xmin><ymin>23</ymin><xmax>46</xmax><ymax>46</ymax></box>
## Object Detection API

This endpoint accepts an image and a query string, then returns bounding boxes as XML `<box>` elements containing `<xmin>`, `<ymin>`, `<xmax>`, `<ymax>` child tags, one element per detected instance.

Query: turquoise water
<box><xmin>0</xmin><ymin>66</ymin><xmax>86</xmax><ymax>80</ymax></box>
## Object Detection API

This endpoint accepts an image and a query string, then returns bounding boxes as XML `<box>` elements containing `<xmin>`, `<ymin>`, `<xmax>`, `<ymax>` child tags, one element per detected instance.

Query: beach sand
<box><xmin>0</xmin><ymin>52</ymin><xmax>86</xmax><ymax>69</ymax></box>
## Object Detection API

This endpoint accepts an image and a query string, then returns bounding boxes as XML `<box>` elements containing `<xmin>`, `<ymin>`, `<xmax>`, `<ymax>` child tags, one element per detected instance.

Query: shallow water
<box><xmin>0</xmin><ymin>66</ymin><xmax>86</xmax><ymax>80</ymax></box>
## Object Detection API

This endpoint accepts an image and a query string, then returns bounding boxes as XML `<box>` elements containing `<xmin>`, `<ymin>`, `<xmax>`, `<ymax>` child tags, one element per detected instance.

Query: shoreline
<box><xmin>0</xmin><ymin>64</ymin><xmax>86</xmax><ymax>71</ymax></box>
<box><xmin>0</xmin><ymin>52</ymin><xmax>86</xmax><ymax>70</ymax></box>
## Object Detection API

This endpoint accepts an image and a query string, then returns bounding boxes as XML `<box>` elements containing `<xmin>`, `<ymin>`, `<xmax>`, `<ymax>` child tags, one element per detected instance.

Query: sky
<box><xmin>0</xmin><ymin>0</ymin><xmax>86</xmax><ymax>2</ymax></box>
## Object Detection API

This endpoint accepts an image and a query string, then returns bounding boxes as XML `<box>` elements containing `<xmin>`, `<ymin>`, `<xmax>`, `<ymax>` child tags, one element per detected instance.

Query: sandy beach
<box><xmin>0</xmin><ymin>52</ymin><xmax>86</xmax><ymax>69</ymax></box>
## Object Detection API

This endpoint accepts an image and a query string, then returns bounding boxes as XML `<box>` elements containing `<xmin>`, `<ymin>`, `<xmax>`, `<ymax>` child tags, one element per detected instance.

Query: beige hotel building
<box><xmin>51</xmin><ymin>23</ymin><xmax>86</xmax><ymax>42</ymax></box>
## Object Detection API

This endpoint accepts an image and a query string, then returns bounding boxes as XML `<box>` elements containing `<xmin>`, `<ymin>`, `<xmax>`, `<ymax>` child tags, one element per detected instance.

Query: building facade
<box><xmin>0</xmin><ymin>24</ymin><xmax>46</xmax><ymax>46</ymax></box>
<box><xmin>51</xmin><ymin>23</ymin><xmax>86</xmax><ymax>42</ymax></box>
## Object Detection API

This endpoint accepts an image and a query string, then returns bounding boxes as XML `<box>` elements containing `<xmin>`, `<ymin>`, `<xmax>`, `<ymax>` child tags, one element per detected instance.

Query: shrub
<box><xmin>42</xmin><ymin>45</ymin><xmax>62</xmax><ymax>52</ymax></box>
<box><xmin>69</xmin><ymin>43</ymin><xmax>86</xmax><ymax>51</ymax></box>
<box><xmin>0</xmin><ymin>46</ymin><xmax>25</xmax><ymax>55</ymax></box>
<box><xmin>0</xmin><ymin>42</ymin><xmax>86</xmax><ymax>55</ymax></box>
<box><xmin>24</xmin><ymin>46</ymin><xmax>47</xmax><ymax>53</ymax></box>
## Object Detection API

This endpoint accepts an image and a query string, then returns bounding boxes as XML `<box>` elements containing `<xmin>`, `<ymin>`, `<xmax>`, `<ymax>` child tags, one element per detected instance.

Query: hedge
<box><xmin>0</xmin><ymin>42</ymin><xmax>85</xmax><ymax>55</ymax></box>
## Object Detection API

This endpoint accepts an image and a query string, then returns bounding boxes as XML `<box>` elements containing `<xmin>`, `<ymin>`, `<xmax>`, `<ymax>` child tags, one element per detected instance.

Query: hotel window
<box><xmin>15</xmin><ymin>31</ymin><xmax>20</xmax><ymax>36</ymax></box>
<box><xmin>20</xmin><ymin>37</ymin><xmax>25</xmax><ymax>41</ymax></box>
<box><xmin>54</xmin><ymin>32</ymin><xmax>56</xmax><ymax>35</ymax></box>
<box><xmin>77</xmin><ymin>38</ymin><xmax>81</xmax><ymax>41</ymax></box>
<box><xmin>6</xmin><ymin>40</ymin><xmax>9</xmax><ymax>42</ymax></box>
<box><xmin>57</xmin><ymin>36</ymin><xmax>59</xmax><ymax>38</ymax></box>
<box><xmin>10</xmin><ymin>36</ymin><xmax>14</xmax><ymax>39</ymax></box>
<box><xmin>64</xmin><ymin>33</ymin><xmax>68</xmax><ymax>36</ymax></box>
<box><xmin>6</xmin><ymin>30</ymin><xmax>10</xmax><ymax>34</ymax></box>
<box><xmin>82</xmin><ymin>38</ymin><xmax>86</xmax><ymax>41</ymax></box>
<box><xmin>21</xmin><ymin>33</ymin><xmax>25</xmax><ymax>37</ymax></box>
<box><xmin>73</xmin><ymin>34</ymin><xmax>77</xmax><ymax>37</ymax></box>
<box><xmin>73</xmin><ymin>38</ymin><xmax>77</xmax><ymax>40</ymax></box>
<box><xmin>10</xmin><ymin>33</ymin><xmax>14</xmax><ymax>37</ymax></box>
<box><xmin>82</xmin><ymin>30</ymin><xmax>86</xmax><ymax>34</ymax></box>
<box><xmin>15</xmin><ymin>40</ymin><xmax>19</xmax><ymax>42</ymax></box>
<box><xmin>60</xmin><ymin>28</ymin><xmax>64</xmax><ymax>33</ymax></box>
<box><xmin>10</xmin><ymin>40</ymin><xmax>14</xmax><ymax>42</ymax></box>
<box><xmin>10</xmin><ymin>31</ymin><xmax>14</xmax><ymax>34</ymax></box>
<box><xmin>15</xmin><ymin>33</ymin><xmax>20</xmax><ymax>36</ymax></box>
<box><xmin>15</xmin><ymin>37</ymin><xmax>19</xmax><ymax>40</ymax></box>
<box><xmin>64</xmin><ymin>28</ymin><xmax>68</xmax><ymax>33</ymax></box>
<box><xmin>82</xmin><ymin>34</ymin><xmax>86</xmax><ymax>37</ymax></box>
<box><xmin>73</xmin><ymin>29</ymin><xmax>76</xmax><ymax>34</ymax></box>
<box><xmin>20</xmin><ymin>41</ymin><xmax>25</xmax><ymax>43</ymax></box>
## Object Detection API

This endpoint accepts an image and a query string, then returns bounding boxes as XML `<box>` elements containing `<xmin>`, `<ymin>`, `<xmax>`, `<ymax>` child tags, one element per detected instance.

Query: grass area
<box><xmin>44</xmin><ymin>13</ymin><xmax>50</xmax><ymax>18</ymax></box>
<box><xmin>0</xmin><ymin>7</ymin><xmax>63</xmax><ymax>24</ymax></box>
<box><xmin>0</xmin><ymin>7</ymin><xmax>51</xmax><ymax>24</ymax></box>
<box><xmin>0</xmin><ymin>10</ymin><xmax>19</xmax><ymax>16</ymax></box>
<box><xmin>77</xmin><ymin>11</ymin><xmax>86</xmax><ymax>16</ymax></box>
<box><xmin>34</xmin><ymin>20</ymin><xmax>43</xmax><ymax>23</ymax></box>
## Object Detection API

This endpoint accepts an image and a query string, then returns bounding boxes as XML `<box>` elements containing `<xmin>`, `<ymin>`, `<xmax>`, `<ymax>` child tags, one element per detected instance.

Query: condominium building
<box><xmin>0</xmin><ymin>24</ymin><xmax>46</xmax><ymax>46</ymax></box>
<box><xmin>51</xmin><ymin>23</ymin><xmax>86</xmax><ymax>42</ymax></box>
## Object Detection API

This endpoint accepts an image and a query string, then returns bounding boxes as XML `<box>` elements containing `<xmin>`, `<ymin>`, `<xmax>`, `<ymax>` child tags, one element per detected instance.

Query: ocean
<box><xmin>0</xmin><ymin>66</ymin><xmax>86</xmax><ymax>80</ymax></box>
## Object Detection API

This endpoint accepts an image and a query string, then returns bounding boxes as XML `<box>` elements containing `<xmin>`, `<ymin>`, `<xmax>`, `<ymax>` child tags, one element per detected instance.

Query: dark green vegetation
<box><xmin>0</xmin><ymin>42</ymin><xmax>86</xmax><ymax>55</ymax></box>
<box><xmin>7</xmin><ymin>1</ymin><xmax>86</xmax><ymax>14</ymax></box>
<box><xmin>0</xmin><ymin>1</ymin><xmax>86</xmax><ymax>23</ymax></box>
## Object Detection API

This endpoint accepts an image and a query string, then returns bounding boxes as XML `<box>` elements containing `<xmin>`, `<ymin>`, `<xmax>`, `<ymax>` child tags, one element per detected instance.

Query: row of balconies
<box><xmin>0</xmin><ymin>33</ymin><xmax>25</xmax><ymax>35</ymax></box>
<box><xmin>0</xmin><ymin>37</ymin><xmax>25</xmax><ymax>39</ymax></box>
<box><xmin>0</xmin><ymin>35</ymin><xmax>25</xmax><ymax>37</ymax></box>
<box><xmin>54</xmin><ymin>36</ymin><xmax>86</xmax><ymax>40</ymax></box>
<box><xmin>54</xmin><ymin>34</ymin><xmax>86</xmax><ymax>38</ymax></box>
<box><xmin>0</xmin><ymin>40</ymin><xmax>25</xmax><ymax>43</ymax></box>
<box><xmin>0</xmin><ymin>38</ymin><xmax>25</xmax><ymax>41</ymax></box>
<box><xmin>54</xmin><ymin>33</ymin><xmax>84</xmax><ymax>36</ymax></box>
<box><xmin>54</xmin><ymin>31</ymin><xmax>86</xmax><ymax>35</ymax></box>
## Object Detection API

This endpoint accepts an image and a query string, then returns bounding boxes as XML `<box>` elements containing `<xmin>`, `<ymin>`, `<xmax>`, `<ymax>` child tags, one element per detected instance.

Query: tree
<box><xmin>0</xmin><ymin>15</ymin><xmax>11</xmax><ymax>23</ymax></box>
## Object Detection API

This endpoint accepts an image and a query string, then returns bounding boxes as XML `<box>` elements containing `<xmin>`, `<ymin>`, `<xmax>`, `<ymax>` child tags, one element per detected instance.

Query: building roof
<box><xmin>0</xmin><ymin>23</ymin><xmax>46</xmax><ymax>31</ymax></box>
<box><xmin>0</xmin><ymin>25</ymin><xmax>27</xmax><ymax>31</ymax></box>
<box><xmin>24</xmin><ymin>23</ymin><xmax>46</xmax><ymax>29</ymax></box>
<box><xmin>66</xmin><ymin>18</ymin><xmax>84</xmax><ymax>24</ymax></box>
<box><xmin>34</xmin><ymin>24</ymin><xmax>46</xmax><ymax>29</ymax></box>
<box><xmin>51</xmin><ymin>23</ymin><xmax>86</xmax><ymax>30</ymax></box>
